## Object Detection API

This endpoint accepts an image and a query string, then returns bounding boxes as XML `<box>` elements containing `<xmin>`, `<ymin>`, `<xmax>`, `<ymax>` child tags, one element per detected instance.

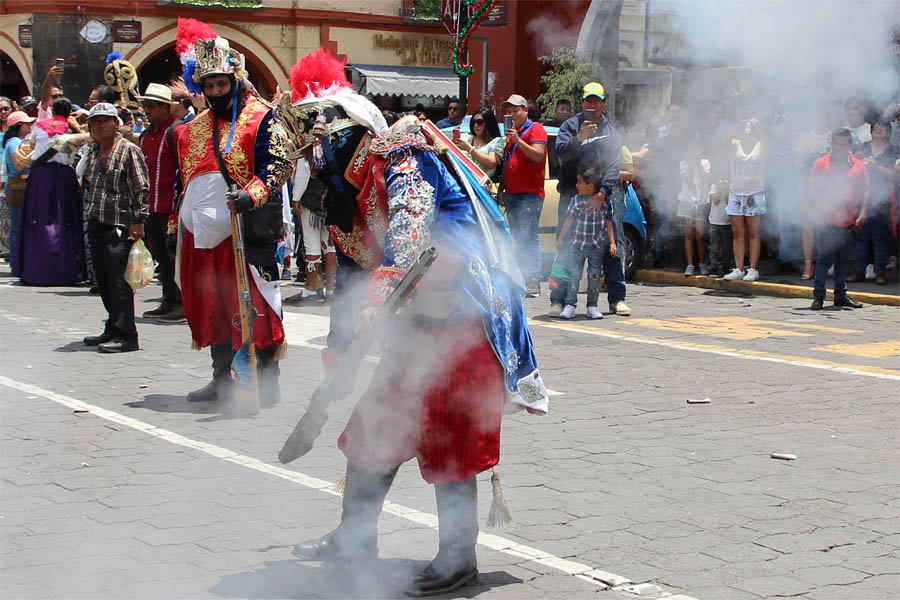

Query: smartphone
<box><xmin>584</xmin><ymin>109</ymin><xmax>596</xmax><ymax>122</ymax></box>
<box><xmin>56</xmin><ymin>58</ymin><xmax>65</xmax><ymax>69</ymax></box>
<box><xmin>452</xmin><ymin>127</ymin><xmax>460</xmax><ymax>140</ymax></box>
<box><xmin>503</xmin><ymin>114</ymin><xmax>513</xmax><ymax>130</ymax></box>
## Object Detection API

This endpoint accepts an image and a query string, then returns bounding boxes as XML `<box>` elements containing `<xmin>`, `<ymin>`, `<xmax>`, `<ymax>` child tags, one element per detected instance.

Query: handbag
<box><xmin>211</xmin><ymin>114</ymin><xmax>283</xmax><ymax>248</ymax></box>
<box><xmin>6</xmin><ymin>175</ymin><xmax>27</xmax><ymax>206</ymax></box>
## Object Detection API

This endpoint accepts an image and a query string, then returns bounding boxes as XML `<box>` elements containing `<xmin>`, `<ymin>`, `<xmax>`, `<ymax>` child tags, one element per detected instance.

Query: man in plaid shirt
<box><xmin>81</xmin><ymin>102</ymin><xmax>150</xmax><ymax>353</ymax></box>
<box><xmin>555</xmin><ymin>167</ymin><xmax>617</xmax><ymax>320</ymax></box>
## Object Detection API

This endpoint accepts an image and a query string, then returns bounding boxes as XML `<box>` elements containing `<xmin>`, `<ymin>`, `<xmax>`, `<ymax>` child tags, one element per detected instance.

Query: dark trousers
<box><xmin>87</xmin><ymin>221</ymin><xmax>137</xmax><ymax>342</ymax></box>
<box><xmin>144</xmin><ymin>212</ymin><xmax>180</xmax><ymax>305</ymax></box>
<box><xmin>814</xmin><ymin>225</ymin><xmax>853</xmax><ymax>302</ymax></box>
<box><xmin>708</xmin><ymin>223</ymin><xmax>733</xmax><ymax>272</ymax></box>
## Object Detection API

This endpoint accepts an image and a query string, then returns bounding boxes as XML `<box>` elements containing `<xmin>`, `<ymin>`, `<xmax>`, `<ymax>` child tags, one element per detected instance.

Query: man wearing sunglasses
<box><xmin>136</xmin><ymin>83</ymin><xmax>184</xmax><ymax>322</ymax></box>
<box><xmin>435</xmin><ymin>98</ymin><xmax>463</xmax><ymax>128</ymax></box>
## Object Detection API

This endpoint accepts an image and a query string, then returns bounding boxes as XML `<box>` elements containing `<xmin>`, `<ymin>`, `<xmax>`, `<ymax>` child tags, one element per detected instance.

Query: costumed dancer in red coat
<box><xmin>173</xmin><ymin>19</ymin><xmax>292</xmax><ymax>408</ymax></box>
<box><xmin>279</xmin><ymin>50</ymin><xmax>549</xmax><ymax>596</ymax></box>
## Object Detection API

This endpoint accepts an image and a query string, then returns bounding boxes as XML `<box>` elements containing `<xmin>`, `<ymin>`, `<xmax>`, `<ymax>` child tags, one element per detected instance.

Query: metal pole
<box><xmin>457</xmin><ymin>0</ymin><xmax>468</xmax><ymax>115</ymax></box>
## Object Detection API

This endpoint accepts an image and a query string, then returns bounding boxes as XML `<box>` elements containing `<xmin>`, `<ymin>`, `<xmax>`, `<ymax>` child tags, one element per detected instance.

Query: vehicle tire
<box><xmin>623</xmin><ymin>226</ymin><xmax>643</xmax><ymax>281</ymax></box>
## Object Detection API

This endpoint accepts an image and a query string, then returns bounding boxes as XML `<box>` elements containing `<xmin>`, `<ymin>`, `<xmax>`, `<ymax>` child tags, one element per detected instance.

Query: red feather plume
<box><xmin>176</xmin><ymin>18</ymin><xmax>218</xmax><ymax>56</ymax></box>
<box><xmin>289</xmin><ymin>48</ymin><xmax>351</xmax><ymax>103</ymax></box>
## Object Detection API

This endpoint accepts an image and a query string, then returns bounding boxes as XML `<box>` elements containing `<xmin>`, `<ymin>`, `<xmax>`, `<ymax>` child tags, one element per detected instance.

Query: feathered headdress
<box><xmin>279</xmin><ymin>48</ymin><xmax>388</xmax><ymax>157</ymax></box>
<box><xmin>104</xmin><ymin>51</ymin><xmax>140</xmax><ymax>108</ymax></box>
<box><xmin>176</xmin><ymin>18</ymin><xmax>232</xmax><ymax>96</ymax></box>
<box><xmin>288</xmin><ymin>48</ymin><xmax>352</xmax><ymax>104</ymax></box>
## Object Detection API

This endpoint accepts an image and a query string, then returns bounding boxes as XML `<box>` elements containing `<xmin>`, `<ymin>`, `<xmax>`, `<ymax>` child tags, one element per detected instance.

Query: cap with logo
<box><xmin>582</xmin><ymin>82</ymin><xmax>606</xmax><ymax>100</ymax></box>
<box><xmin>88</xmin><ymin>102</ymin><xmax>121</xmax><ymax>120</ymax></box>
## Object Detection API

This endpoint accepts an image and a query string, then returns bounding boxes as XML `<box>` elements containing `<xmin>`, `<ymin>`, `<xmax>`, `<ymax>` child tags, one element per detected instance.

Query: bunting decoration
<box><xmin>452</xmin><ymin>0</ymin><xmax>499</xmax><ymax>77</ymax></box>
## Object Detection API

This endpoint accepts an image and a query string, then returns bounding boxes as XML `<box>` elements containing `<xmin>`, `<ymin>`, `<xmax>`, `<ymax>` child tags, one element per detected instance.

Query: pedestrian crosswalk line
<box><xmin>531</xmin><ymin>320</ymin><xmax>900</xmax><ymax>381</ymax></box>
<box><xmin>0</xmin><ymin>376</ymin><xmax>687</xmax><ymax>597</ymax></box>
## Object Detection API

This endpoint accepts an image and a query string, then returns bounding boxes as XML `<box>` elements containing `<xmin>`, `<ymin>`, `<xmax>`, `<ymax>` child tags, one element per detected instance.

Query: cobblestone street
<box><xmin>2</xmin><ymin>272</ymin><xmax>898</xmax><ymax>600</ymax></box>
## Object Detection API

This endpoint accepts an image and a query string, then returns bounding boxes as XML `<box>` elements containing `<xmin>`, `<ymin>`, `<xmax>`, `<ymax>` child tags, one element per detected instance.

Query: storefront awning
<box><xmin>352</xmin><ymin>64</ymin><xmax>458</xmax><ymax>98</ymax></box>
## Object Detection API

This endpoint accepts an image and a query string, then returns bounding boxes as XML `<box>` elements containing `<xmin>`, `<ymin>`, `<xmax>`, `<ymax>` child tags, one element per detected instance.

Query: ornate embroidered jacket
<box><xmin>175</xmin><ymin>95</ymin><xmax>291</xmax><ymax>209</ymax></box>
<box><xmin>330</xmin><ymin>133</ymin><xmax>548</xmax><ymax>413</ymax></box>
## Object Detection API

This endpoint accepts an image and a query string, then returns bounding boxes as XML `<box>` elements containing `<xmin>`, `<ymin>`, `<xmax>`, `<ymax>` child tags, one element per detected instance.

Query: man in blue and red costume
<box><xmin>280</xmin><ymin>49</ymin><xmax>549</xmax><ymax>596</ymax></box>
<box><xmin>173</xmin><ymin>19</ymin><xmax>292</xmax><ymax>408</ymax></box>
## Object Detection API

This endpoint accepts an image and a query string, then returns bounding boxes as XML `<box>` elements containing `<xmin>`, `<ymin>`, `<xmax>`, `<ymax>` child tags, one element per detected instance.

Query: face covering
<box><xmin>206</xmin><ymin>85</ymin><xmax>234</xmax><ymax>121</ymax></box>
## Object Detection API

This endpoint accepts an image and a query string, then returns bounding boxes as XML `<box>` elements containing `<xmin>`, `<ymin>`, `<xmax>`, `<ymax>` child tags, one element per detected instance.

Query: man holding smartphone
<box><xmin>552</xmin><ymin>82</ymin><xmax>631</xmax><ymax>317</ymax></box>
<box><xmin>501</xmin><ymin>93</ymin><xmax>548</xmax><ymax>297</ymax></box>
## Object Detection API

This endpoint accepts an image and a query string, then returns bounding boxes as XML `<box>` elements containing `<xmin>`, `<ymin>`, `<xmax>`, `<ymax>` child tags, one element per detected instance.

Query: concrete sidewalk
<box><xmin>635</xmin><ymin>267</ymin><xmax>900</xmax><ymax>307</ymax></box>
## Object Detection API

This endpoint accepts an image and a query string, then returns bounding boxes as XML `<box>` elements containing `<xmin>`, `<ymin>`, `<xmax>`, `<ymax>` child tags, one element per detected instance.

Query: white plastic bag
<box><xmin>124</xmin><ymin>239</ymin><xmax>155</xmax><ymax>290</ymax></box>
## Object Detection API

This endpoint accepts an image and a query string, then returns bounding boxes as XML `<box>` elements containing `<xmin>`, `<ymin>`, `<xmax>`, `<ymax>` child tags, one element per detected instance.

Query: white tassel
<box><xmin>486</xmin><ymin>469</ymin><xmax>512</xmax><ymax>528</ymax></box>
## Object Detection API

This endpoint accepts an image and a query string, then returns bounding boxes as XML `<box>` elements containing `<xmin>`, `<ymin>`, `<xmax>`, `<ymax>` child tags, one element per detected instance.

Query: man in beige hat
<box><xmin>136</xmin><ymin>83</ymin><xmax>184</xmax><ymax>322</ymax></box>
<box><xmin>501</xmin><ymin>93</ymin><xmax>548</xmax><ymax>296</ymax></box>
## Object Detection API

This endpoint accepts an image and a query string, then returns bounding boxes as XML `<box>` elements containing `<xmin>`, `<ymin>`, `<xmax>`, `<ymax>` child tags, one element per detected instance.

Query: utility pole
<box><xmin>457</xmin><ymin>0</ymin><xmax>468</xmax><ymax>115</ymax></box>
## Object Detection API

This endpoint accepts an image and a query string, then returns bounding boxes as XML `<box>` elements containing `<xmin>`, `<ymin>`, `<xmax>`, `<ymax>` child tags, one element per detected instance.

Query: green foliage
<box><xmin>170</xmin><ymin>0</ymin><xmax>262</xmax><ymax>8</ymax></box>
<box><xmin>414</xmin><ymin>0</ymin><xmax>441</xmax><ymax>21</ymax></box>
<box><xmin>537</xmin><ymin>47</ymin><xmax>604</xmax><ymax>121</ymax></box>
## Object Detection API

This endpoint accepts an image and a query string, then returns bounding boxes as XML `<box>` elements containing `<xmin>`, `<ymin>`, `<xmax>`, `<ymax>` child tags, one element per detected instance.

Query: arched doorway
<box><xmin>136</xmin><ymin>43</ymin><xmax>275</xmax><ymax>101</ymax></box>
<box><xmin>0</xmin><ymin>52</ymin><xmax>28</xmax><ymax>101</ymax></box>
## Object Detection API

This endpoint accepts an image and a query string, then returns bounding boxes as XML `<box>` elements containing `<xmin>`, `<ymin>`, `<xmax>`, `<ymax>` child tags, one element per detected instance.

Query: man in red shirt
<box><xmin>502</xmin><ymin>94</ymin><xmax>548</xmax><ymax>296</ymax></box>
<box><xmin>808</xmin><ymin>128</ymin><xmax>869</xmax><ymax>310</ymax></box>
<box><xmin>137</xmin><ymin>83</ymin><xmax>183</xmax><ymax>321</ymax></box>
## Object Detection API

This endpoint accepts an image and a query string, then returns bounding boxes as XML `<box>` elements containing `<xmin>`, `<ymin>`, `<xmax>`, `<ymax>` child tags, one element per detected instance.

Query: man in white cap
<box><xmin>81</xmin><ymin>102</ymin><xmax>150</xmax><ymax>353</ymax></box>
<box><xmin>136</xmin><ymin>83</ymin><xmax>183</xmax><ymax>322</ymax></box>
<box><xmin>501</xmin><ymin>93</ymin><xmax>548</xmax><ymax>297</ymax></box>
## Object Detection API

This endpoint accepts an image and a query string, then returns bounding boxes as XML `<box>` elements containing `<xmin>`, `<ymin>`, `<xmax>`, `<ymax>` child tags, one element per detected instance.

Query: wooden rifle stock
<box><xmin>279</xmin><ymin>246</ymin><xmax>438</xmax><ymax>464</ymax></box>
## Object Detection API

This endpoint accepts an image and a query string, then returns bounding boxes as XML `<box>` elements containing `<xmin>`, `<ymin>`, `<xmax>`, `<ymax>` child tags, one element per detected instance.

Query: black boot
<box><xmin>256</xmin><ymin>345</ymin><xmax>281</xmax><ymax>408</ymax></box>
<box><xmin>405</xmin><ymin>477</ymin><xmax>479</xmax><ymax>597</ymax></box>
<box><xmin>293</xmin><ymin>461</ymin><xmax>398</xmax><ymax>563</ymax></box>
<box><xmin>187</xmin><ymin>342</ymin><xmax>234</xmax><ymax>402</ymax></box>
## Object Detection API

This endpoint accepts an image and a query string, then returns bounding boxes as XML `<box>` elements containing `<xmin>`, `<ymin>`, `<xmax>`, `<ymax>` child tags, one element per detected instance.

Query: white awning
<box><xmin>352</xmin><ymin>64</ymin><xmax>458</xmax><ymax>98</ymax></box>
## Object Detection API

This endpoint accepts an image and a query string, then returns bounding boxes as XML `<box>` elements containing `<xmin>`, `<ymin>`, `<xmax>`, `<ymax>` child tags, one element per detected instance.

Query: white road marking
<box><xmin>530</xmin><ymin>320</ymin><xmax>900</xmax><ymax>382</ymax></box>
<box><xmin>0</xmin><ymin>375</ymin><xmax>693</xmax><ymax>599</ymax></box>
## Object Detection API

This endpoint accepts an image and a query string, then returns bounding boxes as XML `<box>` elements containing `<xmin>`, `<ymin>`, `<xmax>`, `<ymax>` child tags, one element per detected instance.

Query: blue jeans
<box><xmin>604</xmin><ymin>190</ymin><xmax>627</xmax><ymax>305</ymax></box>
<box><xmin>505</xmin><ymin>193</ymin><xmax>543</xmax><ymax>285</ymax></box>
<box><xmin>550</xmin><ymin>192</ymin><xmax>575</xmax><ymax>305</ymax></box>
<box><xmin>854</xmin><ymin>207</ymin><xmax>890</xmax><ymax>273</ymax></box>
<box><xmin>565</xmin><ymin>246</ymin><xmax>605</xmax><ymax>308</ymax></box>
<box><xmin>814</xmin><ymin>225</ymin><xmax>853</xmax><ymax>301</ymax></box>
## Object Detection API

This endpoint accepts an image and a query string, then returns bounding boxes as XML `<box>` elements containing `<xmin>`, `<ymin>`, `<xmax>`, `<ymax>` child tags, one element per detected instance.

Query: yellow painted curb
<box><xmin>634</xmin><ymin>270</ymin><xmax>900</xmax><ymax>307</ymax></box>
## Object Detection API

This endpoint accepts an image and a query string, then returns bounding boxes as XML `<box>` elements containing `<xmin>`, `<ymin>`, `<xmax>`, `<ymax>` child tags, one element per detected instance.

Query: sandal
<box><xmin>801</xmin><ymin>260</ymin><xmax>814</xmax><ymax>280</ymax></box>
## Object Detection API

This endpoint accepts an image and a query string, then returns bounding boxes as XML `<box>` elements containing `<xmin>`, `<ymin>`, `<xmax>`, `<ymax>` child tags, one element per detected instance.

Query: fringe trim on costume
<box><xmin>192</xmin><ymin>340</ymin><xmax>201</xmax><ymax>351</ymax></box>
<box><xmin>275</xmin><ymin>341</ymin><xmax>288</xmax><ymax>361</ymax></box>
<box><xmin>334</xmin><ymin>470</ymin><xmax>347</xmax><ymax>495</ymax></box>
<box><xmin>486</xmin><ymin>469</ymin><xmax>512</xmax><ymax>528</ymax></box>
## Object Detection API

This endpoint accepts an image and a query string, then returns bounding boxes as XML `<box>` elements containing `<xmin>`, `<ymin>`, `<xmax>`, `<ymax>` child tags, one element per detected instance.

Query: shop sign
<box><xmin>18</xmin><ymin>25</ymin><xmax>32</xmax><ymax>48</ymax></box>
<box><xmin>372</xmin><ymin>34</ymin><xmax>453</xmax><ymax>67</ymax></box>
<box><xmin>112</xmin><ymin>21</ymin><xmax>142</xmax><ymax>44</ymax></box>
<box><xmin>482</xmin><ymin>1</ymin><xmax>507</xmax><ymax>27</ymax></box>
<box><xmin>441</xmin><ymin>0</ymin><xmax>506</xmax><ymax>31</ymax></box>
<box><xmin>79</xmin><ymin>20</ymin><xmax>108</xmax><ymax>44</ymax></box>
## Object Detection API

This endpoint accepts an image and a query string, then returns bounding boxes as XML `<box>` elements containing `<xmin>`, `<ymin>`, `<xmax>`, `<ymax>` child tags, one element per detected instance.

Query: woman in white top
<box><xmin>723</xmin><ymin>118</ymin><xmax>767</xmax><ymax>281</ymax></box>
<box><xmin>453</xmin><ymin>108</ymin><xmax>505</xmax><ymax>180</ymax></box>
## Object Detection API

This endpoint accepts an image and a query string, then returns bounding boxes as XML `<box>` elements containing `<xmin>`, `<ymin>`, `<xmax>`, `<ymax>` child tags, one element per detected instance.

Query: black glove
<box><xmin>226</xmin><ymin>188</ymin><xmax>253</xmax><ymax>213</ymax></box>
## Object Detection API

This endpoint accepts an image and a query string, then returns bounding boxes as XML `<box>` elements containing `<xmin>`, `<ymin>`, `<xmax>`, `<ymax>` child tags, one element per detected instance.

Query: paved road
<box><xmin>1</xmin><ymin>272</ymin><xmax>898</xmax><ymax>600</ymax></box>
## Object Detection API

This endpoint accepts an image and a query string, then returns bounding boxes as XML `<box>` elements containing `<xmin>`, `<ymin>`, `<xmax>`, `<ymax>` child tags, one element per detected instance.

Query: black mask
<box><xmin>206</xmin><ymin>89</ymin><xmax>234</xmax><ymax>120</ymax></box>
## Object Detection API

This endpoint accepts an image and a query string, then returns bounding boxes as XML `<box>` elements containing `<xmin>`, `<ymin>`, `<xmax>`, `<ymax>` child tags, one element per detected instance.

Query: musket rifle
<box><xmin>279</xmin><ymin>246</ymin><xmax>438</xmax><ymax>464</ymax></box>
<box><xmin>229</xmin><ymin>185</ymin><xmax>260</xmax><ymax>417</ymax></box>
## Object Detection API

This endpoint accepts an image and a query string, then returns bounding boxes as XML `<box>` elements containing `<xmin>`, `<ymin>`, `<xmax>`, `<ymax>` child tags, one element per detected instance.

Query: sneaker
<box><xmin>548</xmin><ymin>303</ymin><xmax>563</xmax><ymax>317</ymax></box>
<box><xmin>559</xmin><ymin>305</ymin><xmax>575</xmax><ymax>319</ymax></box>
<box><xmin>887</xmin><ymin>256</ymin><xmax>898</xmax><ymax>271</ymax></box>
<box><xmin>683</xmin><ymin>265</ymin><xmax>696</xmax><ymax>276</ymax></box>
<box><xmin>865</xmin><ymin>264</ymin><xmax>876</xmax><ymax>280</ymax></box>
<box><xmin>610</xmin><ymin>300</ymin><xmax>632</xmax><ymax>316</ymax></box>
<box><xmin>699</xmin><ymin>263</ymin><xmax>710</xmax><ymax>276</ymax></box>
<box><xmin>526</xmin><ymin>282</ymin><xmax>541</xmax><ymax>298</ymax></box>
<box><xmin>723</xmin><ymin>268</ymin><xmax>745</xmax><ymax>280</ymax></box>
<box><xmin>742</xmin><ymin>268</ymin><xmax>759</xmax><ymax>281</ymax></box>
<box><xmin>587</xmin><ymin>306</ymin><xmax>603</xmax><ymax>319</ymax></box>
